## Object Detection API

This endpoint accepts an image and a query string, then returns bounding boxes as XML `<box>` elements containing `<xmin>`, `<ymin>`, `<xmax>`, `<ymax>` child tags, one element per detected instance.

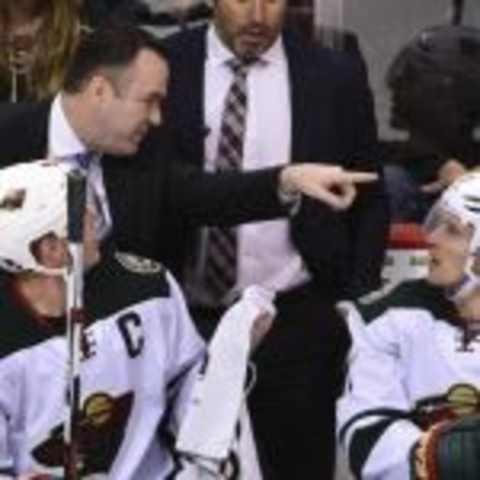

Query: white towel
<box><xmin>176</xmin><ymin>286</ymin><xmax>276</xmax><ymax>478</ymax></box>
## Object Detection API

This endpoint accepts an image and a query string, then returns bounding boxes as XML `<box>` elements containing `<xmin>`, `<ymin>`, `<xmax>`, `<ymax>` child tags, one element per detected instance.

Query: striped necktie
<box><xmin>203</xmin><ymin>58</ymin><xmax>254</xmax><ymax>303</ymax></box>
<box><xmin>72</xmin><ymin>152</ymin><xmax>109</xmax><ymax>239</ymax></box>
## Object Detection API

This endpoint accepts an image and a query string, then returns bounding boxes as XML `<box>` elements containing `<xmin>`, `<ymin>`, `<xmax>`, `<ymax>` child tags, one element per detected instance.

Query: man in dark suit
<box><xmin>163</xmin><ymin>1</ymin><xmax>389</xmax><ymax>478</ymax></box>
<box><xmin>0</xmin><ymin>24</ymin><xmax>377</xmax><ymax>279</ymax></box>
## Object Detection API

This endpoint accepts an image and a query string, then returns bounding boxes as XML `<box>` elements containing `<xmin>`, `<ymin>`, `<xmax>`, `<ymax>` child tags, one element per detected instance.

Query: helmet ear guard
<box><xmin>0</xmin><ymin>160</ymin><xmax>69</xmax><ymax>275</ymax></box>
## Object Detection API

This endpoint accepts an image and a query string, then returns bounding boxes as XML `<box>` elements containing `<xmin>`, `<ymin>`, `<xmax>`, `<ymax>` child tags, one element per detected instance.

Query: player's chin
<box><xmin>426</xmin><ymin>273</ymin><xmax>443</xmax><ymax>286</ymax></box>
<box><xmin>427</xmin><ymin>269</ymin><xmax>458</xmax><ymax>288</ymax></box>
<box><xmin>426</xmin><ymin>262</ymin><xmax>443</xmax><ymax>286</ymax></box>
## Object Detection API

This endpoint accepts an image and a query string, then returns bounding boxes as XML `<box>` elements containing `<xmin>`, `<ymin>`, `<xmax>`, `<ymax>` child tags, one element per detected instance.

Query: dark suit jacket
<box><xmin>164</xmin><ymin>27</ymin><xmax>390</xmax><ymax>298</ymax></box>
<box><xmin>0</xmin><ymin>100</ymin><xmax>286</xmax><ymax>276</ymax></box>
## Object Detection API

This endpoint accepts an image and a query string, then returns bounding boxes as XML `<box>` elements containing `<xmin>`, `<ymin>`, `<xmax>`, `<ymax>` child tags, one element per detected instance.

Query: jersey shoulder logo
<box><xmin>115</xmin><ymin>252</ymin><xmax>163</xmax><ymax>275</ymax></box>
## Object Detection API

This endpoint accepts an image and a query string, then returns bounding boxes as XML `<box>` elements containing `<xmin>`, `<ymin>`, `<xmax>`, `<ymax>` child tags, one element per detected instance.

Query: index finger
<box><xmin>341</xmin><ymin>171</ymin><xmax>379</xmax><ymax>184</ymax></box>
<box><xmin>312</xmin><ymin>187</ymin><xmax>352</xmax><ymax>210</ymax></box>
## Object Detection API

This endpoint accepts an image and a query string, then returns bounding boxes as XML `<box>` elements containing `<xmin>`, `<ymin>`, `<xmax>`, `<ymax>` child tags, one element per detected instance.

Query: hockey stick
<box><xmin>64</xmin><ymin>169</ymin><xmax>87</xmax><ymax>480</ymax></box>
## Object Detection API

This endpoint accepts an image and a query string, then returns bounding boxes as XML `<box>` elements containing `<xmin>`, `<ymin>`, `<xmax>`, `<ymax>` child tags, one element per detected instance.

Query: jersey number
<box><xmin>117</xmin><ymin>312</ymin><xmax>145</xmax><ymax>358</ymax></box>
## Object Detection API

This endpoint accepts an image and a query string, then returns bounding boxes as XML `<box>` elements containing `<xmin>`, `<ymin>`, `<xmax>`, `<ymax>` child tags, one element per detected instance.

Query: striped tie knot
<box><xmin>226</xmin><ymin>57</ymin><xmax>257</xmax><ymax>76</ymax></box>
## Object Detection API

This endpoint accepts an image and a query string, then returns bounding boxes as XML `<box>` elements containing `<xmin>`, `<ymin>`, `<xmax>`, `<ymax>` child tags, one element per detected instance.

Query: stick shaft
<box><xmin>64</xmin><ymin>170</ymin><xmax>87</xmax><ymax>480</ymax></box>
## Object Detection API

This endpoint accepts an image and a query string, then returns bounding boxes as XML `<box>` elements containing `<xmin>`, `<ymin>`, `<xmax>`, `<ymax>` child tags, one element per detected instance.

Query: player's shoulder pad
<box><xmin>354</xmin><ymin>279</ymin><xmax>450</xmax><ymax>324</ymax></box>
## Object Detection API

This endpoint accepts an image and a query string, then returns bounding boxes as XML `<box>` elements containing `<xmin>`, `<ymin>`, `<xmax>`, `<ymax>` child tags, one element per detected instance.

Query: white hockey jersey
<box><xmin>0</xmin><ymin>252</ymin><xmax>204</xmax><ymax>479</ymax></box>
<box><xmin>337</xmin><ymin>279</ymin><xmax>480</xmax><ymax>480</ymax></box>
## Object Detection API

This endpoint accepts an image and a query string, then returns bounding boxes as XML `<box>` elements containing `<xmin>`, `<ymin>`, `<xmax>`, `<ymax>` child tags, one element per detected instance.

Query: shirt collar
<box><xmin>207</xmin><ymin>24</ymin><xmax>286</xmax><ymax>68</ymax></box>
<box><xmin>48</xmin><ymin>93</ymin><xmax>88</xmax><ymax>159</ymax></box>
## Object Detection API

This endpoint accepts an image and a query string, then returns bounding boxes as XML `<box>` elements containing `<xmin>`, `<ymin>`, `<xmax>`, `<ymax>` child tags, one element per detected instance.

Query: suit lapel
<box><xmin>2</xmin><ymin>100</ymin><xmax>50</xmax><ymax>161</ymax></box>
<box><xmin>284</xmin><ymin>32</ymin><xmax>338</xmax><ymax>164</ymax></box>
<box><xmin>188</xmin><ymin>30</ymin><xmax>206</xmax><ymax>156</ymax></box>
<box><xmin>29</xmin><ymin>101</ymin><xmax>50</xmax><ymax>158</ymax></box>
<box><xmin>284</xmin><ymin>32</ymin><xmax>310</xmax><ymax>164</ymax></box>
<box><xmin>173</xmin><ymin>28</ymin><xmax>207</xmax><ymax>166</ymax></box>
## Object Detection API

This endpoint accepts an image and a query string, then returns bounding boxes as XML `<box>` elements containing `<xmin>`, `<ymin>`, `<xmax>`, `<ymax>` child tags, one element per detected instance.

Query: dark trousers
<box><xmin>190</xmin><ymin>282</ymin><xmax>350</xmax><ymax>480</ymax></box>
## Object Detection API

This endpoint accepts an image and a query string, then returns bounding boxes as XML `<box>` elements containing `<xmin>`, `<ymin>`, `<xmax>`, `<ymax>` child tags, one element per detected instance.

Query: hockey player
<box><xmin>0</xmin><ymin>160</ymin><xmax>207</xmax><ymax>479</ymax></box>
<box><xmin>337</xmin><ymin>171</ymin><xmax>480</xmax><ymax>479</ymax></box>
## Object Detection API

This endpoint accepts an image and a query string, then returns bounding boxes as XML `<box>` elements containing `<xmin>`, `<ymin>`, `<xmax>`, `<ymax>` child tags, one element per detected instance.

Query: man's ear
<box><xmin>86</xmin><ymin>74</ymin><xmax>114</xmax><ymax>102</ymax></box>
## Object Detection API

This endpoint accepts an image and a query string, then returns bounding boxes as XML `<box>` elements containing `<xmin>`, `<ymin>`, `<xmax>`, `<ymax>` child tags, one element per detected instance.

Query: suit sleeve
<box><xmin>337</xmin><ymin>305</ymin><xmax>421</xmax><ymax>480</ymax></box>
<box><xmin>157</xmin><ymin>125</ymin><xmax>287</xmax><ymax>228</ymax></box>
<box><xmin>342</xmin><ymin>61</ymin><xmax>390</xmax><ymax>297</ymax></box>
<box><xmin>170</xmin><ymin>160</ymin><xmax>286</xmax><ymax>228</ymax></box>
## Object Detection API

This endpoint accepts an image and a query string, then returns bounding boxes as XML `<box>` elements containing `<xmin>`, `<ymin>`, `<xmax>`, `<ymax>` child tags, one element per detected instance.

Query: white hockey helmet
<box><xmin>0</xmin><ymin>160</ymin><xmax>68</xmax><ymax>275</ymax></box>
<box><xmin>424</xmin><ymin>172</ymin><xmax>480</xmax><ymax>301</ymax></box>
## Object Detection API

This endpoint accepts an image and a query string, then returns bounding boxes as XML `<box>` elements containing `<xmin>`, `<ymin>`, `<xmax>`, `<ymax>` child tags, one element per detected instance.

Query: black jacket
<box><xmin>163</xmin><ymin>27</ymin><xmax>390</xmax><ymax>297</ymax></box>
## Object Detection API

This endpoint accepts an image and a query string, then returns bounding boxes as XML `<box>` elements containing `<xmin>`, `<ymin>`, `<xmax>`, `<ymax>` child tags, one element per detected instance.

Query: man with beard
<box><xmin>163</xmin><ymin>1</ymin><xmax>388</xmax><ymax>478</ymax></box>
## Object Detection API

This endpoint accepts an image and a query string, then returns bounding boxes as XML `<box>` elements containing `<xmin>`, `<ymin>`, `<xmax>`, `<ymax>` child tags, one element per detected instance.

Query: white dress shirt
<box><xmin>187</xmin><ymin>26</ymin><xmax>310</xmax><ymax>305</ymax></box>
<box><xmin>48</xmin><ymin>94</ymin><xmax>112</xmax><ymax>240</ymax></box>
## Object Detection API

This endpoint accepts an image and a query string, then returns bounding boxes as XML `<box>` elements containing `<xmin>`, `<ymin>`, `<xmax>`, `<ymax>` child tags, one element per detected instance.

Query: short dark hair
<box><xmin>387</xmin><ymin>25</ymin><xmax>480</xmax><ymax>120</ymax></box>
<box><xmin>63</xmin><ymin>24</ymin><xmax>167</xmax><ymax>93</ymax></box>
